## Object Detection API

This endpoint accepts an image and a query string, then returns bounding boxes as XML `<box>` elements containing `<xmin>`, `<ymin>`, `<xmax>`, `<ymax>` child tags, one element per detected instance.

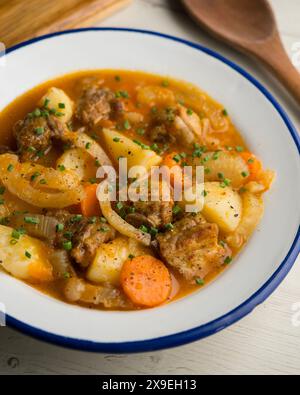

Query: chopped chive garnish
<box><xmin>224</xmin><ymin>256</ymin><xmax>232</xmax><ymax>265</ymax></box>
<box><xmin>70</xmin><ymin>215</ymin><xmax>82</xmax><ymax>223</ymax></box>
<box><xmin>33</xmin><ymin>108</ymin><xmax>41</xmax><ymax>117</ymax></box>
<box><xmin>218</xmin><ymin>172</ymin><xmax>224</xmax><ymax>180</ymax></box>
<box><xmin>39</xmin><ymin>179</ymin><xmax>47</xmax><ymax>185</ymax></box>
<box><xmin>202</xmin><ymin>190</ymin><xmax>208</xmax><ymax>197</ymax></box>
<box><xmin>115</xmin><ymin>75</ymin><xmax>121</xmax><ymax>82</ymax></box>
<box><xmin>236</xmin><ymin>146</ymin><xmax>244</xmax><ymax>152</ymax></box>
<box><xmin>58</xmin><ymin>103</ymin><xmax>65</xmax><ymax>109</ymax></box>
<box><xmin>25</xmin><ymin>251</ymin><xmax>32</xmax><ymax>259</ymax></box>
<box><xmin>139</xmin><ymin>225</ymin><xmax>149</xmax><ymax>233</ymax></box>
<box><xmin>113</xmin><ymin>137</ymin><xmax>121</xmax><ymax>142</ymax></box>
<box><xmin>7</xmin><ymin>164</ymin><xmax>14</xmax><ymax>172</ymax></box>
<box><xmin>35</xmin><ymin>127</ymin><xmax>44</xmax><ymax>135</ymax></box>
<box><xmin>100</xmin><ymin>217</ymin><xmax>107</xmax><ymax>223</ymax></box>
<box><xmin>150</xmin><ymin>227</ymin><xmax>158</xmax><ymax>237</ymax></box>
<box><xmin>62</xmin><ymin>241</ymin><xmax>72</xmax><ymax>251</ymax></box>
<box><xmin>89</xmin><ymin>217</ymin><xmax>97</xmax><ymax>224</ymax></box>
<box><xmin>187</xmin><ymin>108</ymin><xmax>193</xmax><ymax>116</ymax></box>
<box><xmin>248</xmin><ymin>158</ymin><xmax>255</xmax><ymax>164</ymax></box>
<box><xmin>173</xmin><ymin>154</ymin><xmax>181</xmax><ymax>163</ymax></box>
<box><xmin>222</xmin><ymin>109</ymin><xmax>228</xmax><ymax>116</ymax></box>
<box><xmin>0</xmin><ymin>186</ymin><xmax>5</xmax><ymax>195</ymax></box>
<box><xmin>24</xmin><ymin>216</ymin><xmax>40</xmax><ymax>225</ymax></box>
<box><xmin>124</xmin><ymin>120</ymin><xmax>131</xmax><ymax>130</ymax></box>
<box><xmin>212</xmin><ymin>152</ymin><xmax>220</xmax><ymax>160</ymax></box>
<box><xmin>172</xmin><ymin>205</ymin><xmax>182</xmax><ymax>215</ymax></box>
<box><xmin>27</xmin><ymin>146</ymin><xmax>37</xmax><ymax>153</ymax></box>
<box><xmin>85</xmin><ymin>142</ymin><xmax>91</xmax><ymax>149</ymax></box>
<box><xmin>56</xmin><ymin>223</ymin><xmax>64</xmax><ymax>232</ymax></box>
<box><xmin>195</xmin><ymin>277</ymin><xmax>205</xmax><ymax>286</ymax></box>
<box><xmin>241</xmin><ymin>171</ymin><xmax>248</xmax><ymax>178</ymax></box>
<box><xmin>89</xmin><ymin>178</ymin><xmax>97</xmax><ymax>184</ymax></box>
<box><xmin>58</xmin><ymin>165</ymin><xmax>66</xmax><ymax>172</ymax></box>
<box><xmin>99</xmin><ymin>227</ymin><xmax>109</xmax><ymax>233</ymax></box>
<box><xmin>165</xmin><ymin>223</ymin><xmax>174</xmax><ymax>231</ymax></box>
<box><xmin>162</xmin><ymin>80</ymin><xmax>169</xmax><ymax>87</ymax></box>
<box><xmin>128</xmin><ymin>254</ymin><xmax>135</xmax><ymax>260</ymax></box>
<box><xmin>116</xmin><ymin>202</ymin><xmax>124</xmax><ymax>210</ymax></box>
<box><xmin>63</xmin><ymin>231</ymin><xmax>73</xmax><ymax>240</ymax></box>
<box><xmin>30</xmin><ymin>172</ymin><xmax>41</xmax><ymax>181</ymax></box>
<box><xmin>44</xmin><ymin>98</ymin><xmax>50</xmax><ymax>108</ymax></box>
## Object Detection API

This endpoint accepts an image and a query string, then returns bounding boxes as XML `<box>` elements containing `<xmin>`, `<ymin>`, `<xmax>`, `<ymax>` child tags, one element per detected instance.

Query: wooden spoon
<box><xmin>182</xmin><ymin>0</ymin><xmax>300</xmax><ymax>104</ymax></box>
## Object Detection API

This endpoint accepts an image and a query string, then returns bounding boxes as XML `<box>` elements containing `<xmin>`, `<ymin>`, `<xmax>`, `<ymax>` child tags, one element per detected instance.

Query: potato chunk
<box><xmin>56</xmin><ymin>148</ymin><xmax>97</xmax><ymax>182</ymax></box>
<box><xmin>195</xmin><ymin>151</ymin><xmax>250</xmax><ymax>188</ymax></box>
<box><xmin>102</xmin><ymin>129</ymin><xmax>162</xmax><ymax>171</ymax></box>
<box><xmin>39</xmin><ymin>87</ymin><xmax>74</xmax><ymax>123</ymax></box>
<box><xmin>226</xmin><ymin>191</ymin><xmax>264</xmax><ymax>248</ymax></box>
<box><xmin>0</xmin><ymin>225</ymin><xmax>53</xmax><ymax>283</ymax></box>
<box><xmin>87</xmin><ymin>237</ymin><xmax>153</xmax><ymax>286</ymax></box>
<box><xmin>202</xmin><ymin>182</ymin><xmax>242</xmax><ymax>233</ymax></box>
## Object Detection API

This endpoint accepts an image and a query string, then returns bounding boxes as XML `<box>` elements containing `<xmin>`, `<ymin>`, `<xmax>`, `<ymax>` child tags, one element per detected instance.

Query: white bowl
<box><xmin>0</xmin><ymin>28</ymin><xmax>299</xmax><ymax>353</ymax></box>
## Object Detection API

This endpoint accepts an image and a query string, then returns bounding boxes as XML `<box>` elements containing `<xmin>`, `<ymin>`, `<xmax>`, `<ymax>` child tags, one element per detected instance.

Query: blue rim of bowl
<box><xmin>4</xmin><ymin>27</ymin><xmax>300</xmax><ymax>353</ymax></box>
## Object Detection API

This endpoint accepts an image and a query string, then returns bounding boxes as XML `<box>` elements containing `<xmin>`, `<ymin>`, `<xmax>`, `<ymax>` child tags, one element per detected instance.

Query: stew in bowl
<box><xmin>0</xmin><ymin>70</ymin><xmax>275</xmax><ymax>311</ymax></box>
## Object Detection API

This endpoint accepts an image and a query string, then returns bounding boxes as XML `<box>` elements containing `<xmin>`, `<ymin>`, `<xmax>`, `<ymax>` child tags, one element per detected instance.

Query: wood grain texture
<box><xmin>0</xmin><ymin>0</ymin><xmax>132</xmax><ymax>48</ymax></box>
<box><xmin>182</xmin><ymin>0</ymin><xmax>300</xmax><ymax>105</ymax></box>
<box><xmin>0</xmin><ymin>0</ymin><xmax>299</xmax><ymax>375</ymax></box>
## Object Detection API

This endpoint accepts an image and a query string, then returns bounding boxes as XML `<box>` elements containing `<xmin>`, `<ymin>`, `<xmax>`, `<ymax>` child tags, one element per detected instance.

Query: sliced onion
<box><xmin>22</xmin><ymin>163</ymin><xmax>81</xmax><ymax>191</ymax></box>
<box><xmin>9</xmin><ymin>214</ymin><xmax>58</xmax><ymax>242</ymax></box>
<box><xmin>64</xmin><ymin>278</ymin><xmax>130</xmax><ymax>308</ymax></box>
<box><xmin>63</xmin><ymin>130</ymin><xmax>112</xmax><ymax>167</ymax></box>
<box><xmin>0</xmin><ymin>154</ymin><xmax>85</xmax><ymax>208</ymax></box>
<box><xmin>49</xmin><ymin>250</ymin><xmax>76</xmax><ymax>279</ymax></box>
<box><xmin>98</xmin><ymin>180</ymin><xmax>151</xmax><ymax>247</ymax></box>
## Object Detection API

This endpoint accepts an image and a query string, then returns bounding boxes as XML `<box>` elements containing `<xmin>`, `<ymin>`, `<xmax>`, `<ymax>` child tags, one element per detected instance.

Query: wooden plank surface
<box><xmin>0</xmin><ymin>0</ymin><xmax>299</xmax><ymax>375</ymax></box>
<box><xmin>0</xmin><ymin>0</ymin><xmax>132</xmax><ymax>48</ymax></box>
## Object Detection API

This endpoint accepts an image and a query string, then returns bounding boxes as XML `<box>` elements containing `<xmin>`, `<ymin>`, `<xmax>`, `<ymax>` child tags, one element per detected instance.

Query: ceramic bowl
<box><xmin>1</xmin><ymin>28</ymin><xmax>299</xmax><ymax>352</ymax></box>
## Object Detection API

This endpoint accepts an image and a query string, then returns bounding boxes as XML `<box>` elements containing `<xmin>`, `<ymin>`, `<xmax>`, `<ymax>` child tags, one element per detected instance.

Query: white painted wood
<box><xmin>0</xmin><ymin>0</ymin><xmax>299</xmax><ymax>375</ymax></box>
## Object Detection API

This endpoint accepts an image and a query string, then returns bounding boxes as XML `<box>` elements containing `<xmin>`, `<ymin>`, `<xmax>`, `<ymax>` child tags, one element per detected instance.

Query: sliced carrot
<box><xmin>240</xmin><ymin>152</ymin><xmax>262</xmax><ymax>181</ymax></box>
<box><xmin>120</xmin><ymin>255</ymin><xmax>172</xmax><ymax>307</ymax></box>
<box><xmin>81</xmin><ymin>184</ymin><xmax>101</xmax><ymax>217</ymax></box>
<box><xmin>161</xmin><ymin>152</ymin><xmax>183</xmax><ymax>187</ymax></box>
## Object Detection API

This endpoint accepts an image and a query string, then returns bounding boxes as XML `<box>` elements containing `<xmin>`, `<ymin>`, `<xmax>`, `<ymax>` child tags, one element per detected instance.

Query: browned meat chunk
<box><xmin>157</xmin><ymin>213</ymin><xmax>229</xmax><ymax>282</ymax></box>
<box><xmin>47</xmin><ymin>210</ymin><xmax>116</xmax><ymax>268</ymax></box>
<box><xmin>149</xmin><ymin>105</ymin><xmax>203</xmax><ymax>148</ymax></box>
<box><xmin>71</xmin><ymin>221</ymin><xmax>116</xmax><ymax>268</ymax></box>
<box><xmin>13</xmin><ymin>114</ymin><xmax>65</xmax><ymax>162</ymax></box>
<box><xmin>76</xmin><ymin>87</ymin><xmax>115</xmax><ymax>126</ymax></box>
<box><xmin>120</xmin><ymin>180</ymin><xmax>174</xmax><ymax>230</ymax></box>
<box><xmin>149</xmin><ymin>124</ymin><xmax>176</xmax><ymax>145</ymax></box>
<box><xmin>133</xmin><ymin>199</ymin><xmax>174</xmax><ymax>229</ymax></box>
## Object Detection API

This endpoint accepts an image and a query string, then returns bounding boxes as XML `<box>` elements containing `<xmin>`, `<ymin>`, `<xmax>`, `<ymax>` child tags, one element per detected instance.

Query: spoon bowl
<box><xmin>182</xmin><ymin>0</ymin><xmax>300</xmax><ymax>104</ymax></box>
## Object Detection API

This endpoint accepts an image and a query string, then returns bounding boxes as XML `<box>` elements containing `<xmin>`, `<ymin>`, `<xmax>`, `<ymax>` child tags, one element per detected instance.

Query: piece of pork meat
<box><xmin>76</xmin><ymin>86</ymin><xmax>115</xmax><ymax>127</ymax></box>
<box><xmin>13</xmin><ymin>114</ymin><xmax>65</xmax><ymax>162</ymax></box>
<box><xmin>149</xmin><ymin>104</ymin><xmax>203</xmax><ymax>148</ymax></box>
<box><xmin>157</xmin><ymin>213</ymin><xmax>230</xmax><ymax>283</ymax></box>
<box><xmin>47</xmin><ymin>210</ymin><xmax>116</xmax><ymax>268</ymax></box>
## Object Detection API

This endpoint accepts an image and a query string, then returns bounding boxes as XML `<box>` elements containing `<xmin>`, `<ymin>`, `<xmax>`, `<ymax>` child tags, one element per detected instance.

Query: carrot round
<box><xmin>162</xmin><ymin>152</ymin><xmax>183</xmax><ymax>188</ymax></box>
<box><xmin>120</xmin><ymin>255</ymin><xmax>172</xmax><ymax>307</ymax></box>
<box><xmin>81</xmin><ymin>184</ymin><xmax>101</xmax><ymax>217</ymax></box>
<box><xmin>240</xmin><ymin>152</ymin><xmax>262</xmax><ymax>181</ymax></box>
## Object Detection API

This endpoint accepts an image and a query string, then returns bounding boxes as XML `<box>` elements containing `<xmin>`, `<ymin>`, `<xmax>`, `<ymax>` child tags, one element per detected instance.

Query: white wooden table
<box><xmin>0</xmin><ymin>0</ymin><xmax>299</xmax><ymax>375</ymax></box>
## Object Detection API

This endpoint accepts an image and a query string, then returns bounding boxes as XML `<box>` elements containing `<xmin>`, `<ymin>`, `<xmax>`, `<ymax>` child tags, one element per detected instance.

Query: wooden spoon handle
<box><xmin>253</xmin><ymin>34</ymin><xmax>300</xmax><ymax>104</ymax></box>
